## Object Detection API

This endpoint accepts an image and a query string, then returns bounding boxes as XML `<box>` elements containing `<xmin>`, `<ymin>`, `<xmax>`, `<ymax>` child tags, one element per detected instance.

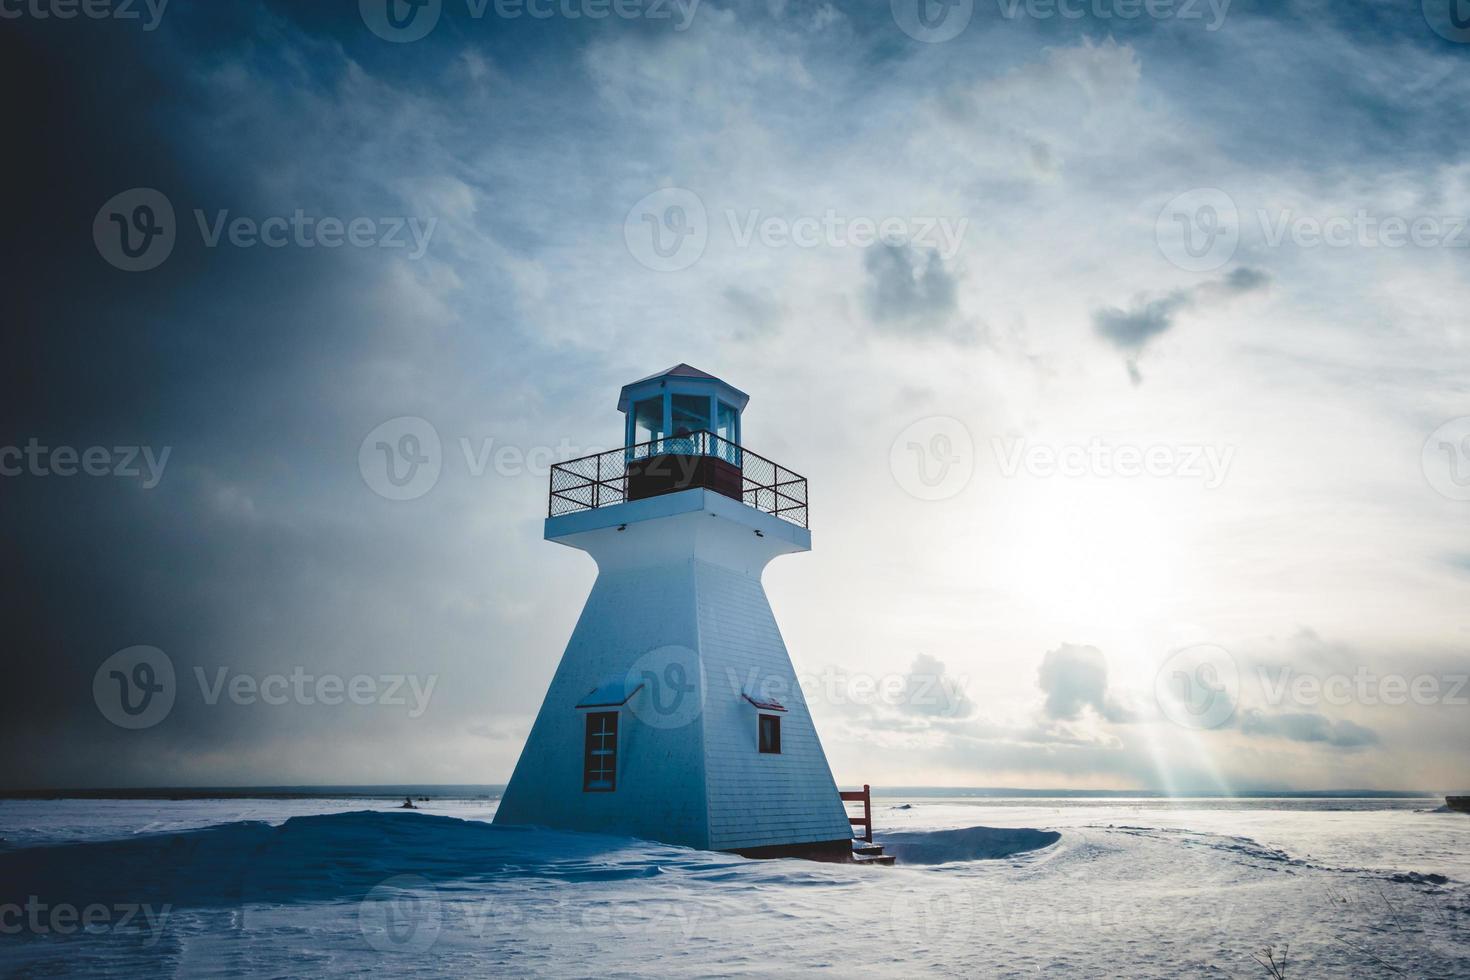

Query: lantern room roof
<box><xmin>616</xmin><ymin>364</ymin><xmax>751</xmax><ymax>414</ymax></box>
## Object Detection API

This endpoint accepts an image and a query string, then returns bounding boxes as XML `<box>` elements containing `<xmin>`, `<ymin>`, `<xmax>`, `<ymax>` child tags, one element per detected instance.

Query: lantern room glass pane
<box><xmin>632</xmin><ymin>397</ymin><xmax>664</xmax><ymax>445</ymax></box>
<box><xmin>715</xmin><ymin>401</ymin><xmax>740</xmax><ymax>464</ymax></box>
<box><xmin>671</xmin><ymin>394</ymin><xmax>710</xmax><ymax>436</ymax></box>
<box><xmin>716</xmin><ymin>401</ymin><xmax>738</xmax><ymax>441</ymax></box>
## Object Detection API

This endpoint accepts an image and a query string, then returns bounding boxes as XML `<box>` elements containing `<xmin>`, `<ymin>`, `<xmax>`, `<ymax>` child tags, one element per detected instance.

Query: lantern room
<box><xmin>616</xmin><ymin>364</ymin><xmax>749</xmax><ymax>450</ymax></box>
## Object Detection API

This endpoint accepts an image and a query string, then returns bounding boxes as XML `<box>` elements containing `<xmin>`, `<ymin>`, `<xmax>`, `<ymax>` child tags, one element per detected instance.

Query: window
<box><xmin>583</xmin><ymin>711</ymin><xmax>618</xmax><ymax>791</ymax></box>
<box><xmin>632</xmin><ymin>397</ymin><xmax>665</xmax><ymax>446</ymax></box>
<box><xmin>758</xmin><ymin>713</ymin><xmax>781</xmax><ymax>754</ymax></box>
<box><xmin>670</xmin><ymin>394</ymin><xmax>711</xmax><ymax>436</ymax></box>
<box><xmin>715</xmin><ymin>401</ymin><xmax>740</xmax><ymax>464</ymax></box>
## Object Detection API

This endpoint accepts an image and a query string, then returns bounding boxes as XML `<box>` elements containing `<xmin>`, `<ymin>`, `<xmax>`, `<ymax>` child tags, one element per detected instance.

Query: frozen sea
<box><xmin>1</xmin><ymin>791</ymin><xmax>1466</xmax><ymax>977</ymax></box>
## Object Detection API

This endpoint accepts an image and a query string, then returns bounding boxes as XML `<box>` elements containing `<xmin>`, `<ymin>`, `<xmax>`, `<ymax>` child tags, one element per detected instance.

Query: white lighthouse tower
<box><xmin>494</xmin><ymin>365</ymin><xmax>855</xmax><ymax>859</ymax></box>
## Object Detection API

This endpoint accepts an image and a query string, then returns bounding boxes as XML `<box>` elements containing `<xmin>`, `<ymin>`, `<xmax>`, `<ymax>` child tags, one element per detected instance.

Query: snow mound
<box><xmin>0</xmin><ymin>810</ymin><xmax>706</xmax><ymax>913</ymax></box>
<box><xmin>876</xmin><ymin>825</ymin><xmax>1061</xmax><ymax>864</ymax></box>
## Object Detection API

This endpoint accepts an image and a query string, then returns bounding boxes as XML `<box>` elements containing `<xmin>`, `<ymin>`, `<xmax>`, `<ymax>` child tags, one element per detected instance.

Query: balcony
<box><xmin>548</xmin><ymin>430</ymin><xmax>809</xmax><ymax>529</ymax></box>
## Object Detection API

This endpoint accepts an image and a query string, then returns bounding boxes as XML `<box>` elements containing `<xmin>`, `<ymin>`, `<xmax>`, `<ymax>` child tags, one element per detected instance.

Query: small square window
<box><xmin>758</xmin><ymin>713</ymin><xmax>781</xmax><ymax>754</ymax></box>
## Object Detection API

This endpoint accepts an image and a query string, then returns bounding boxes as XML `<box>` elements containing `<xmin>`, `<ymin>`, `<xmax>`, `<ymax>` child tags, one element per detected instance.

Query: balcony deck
<box><xmin>548</xmin><ymin>431</ymin><xmax>809</xmax><ymax>529</ymax></box>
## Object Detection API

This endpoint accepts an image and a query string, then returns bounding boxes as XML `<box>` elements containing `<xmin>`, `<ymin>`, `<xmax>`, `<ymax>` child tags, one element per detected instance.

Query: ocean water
<box><xmin>0</xmin><ymin>792</ymin><xmax>1466</xmax><ymax>977</ymax></box>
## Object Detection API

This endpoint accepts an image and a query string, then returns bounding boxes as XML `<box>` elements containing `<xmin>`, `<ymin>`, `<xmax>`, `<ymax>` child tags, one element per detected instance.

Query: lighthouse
<box><xmin>493</xmin><ymin>365</ymin><xmax>855</xmax><ymax>859</ymax></box>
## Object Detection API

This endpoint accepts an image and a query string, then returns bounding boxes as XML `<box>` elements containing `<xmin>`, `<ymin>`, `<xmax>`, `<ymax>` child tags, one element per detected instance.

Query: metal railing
<box><xmin>548</xmin><ymin>430</ymin><xmax>809</xmax><ymax>528</ymax></box>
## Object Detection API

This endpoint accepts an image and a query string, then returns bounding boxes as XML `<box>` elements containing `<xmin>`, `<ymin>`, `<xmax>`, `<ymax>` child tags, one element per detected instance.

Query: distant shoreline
<box><xmin>0</xmin><ymin>786</ymin><xmax>1448</xmax><ymax>801</ymax></box>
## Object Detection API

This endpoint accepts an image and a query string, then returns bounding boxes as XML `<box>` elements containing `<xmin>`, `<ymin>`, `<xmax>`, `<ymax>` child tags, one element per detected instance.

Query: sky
<box><xmin>2</xmin><ymin>0</ymin><xmax>1468</xmax><ymax>793</ymax></box>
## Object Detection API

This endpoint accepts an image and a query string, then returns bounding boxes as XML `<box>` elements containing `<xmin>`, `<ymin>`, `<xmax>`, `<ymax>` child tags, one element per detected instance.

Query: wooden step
<box><xmin>851</xmin><ymin>840</ymin><xmax>895</xmax><ymax>865</ymax></box>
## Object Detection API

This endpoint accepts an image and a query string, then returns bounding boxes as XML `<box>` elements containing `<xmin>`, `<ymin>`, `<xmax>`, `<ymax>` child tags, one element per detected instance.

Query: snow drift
<box><xmin>876</xmin><ymin>825</ymin><xmax>1061</xmax><ymax>864</ymax></box>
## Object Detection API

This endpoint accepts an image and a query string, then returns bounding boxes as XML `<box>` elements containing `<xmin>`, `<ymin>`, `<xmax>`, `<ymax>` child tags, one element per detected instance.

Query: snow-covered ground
<box><xmin>1</xmin><ymin>795</ymin><xmax>1465</xmax><ymax>977</ymax></box>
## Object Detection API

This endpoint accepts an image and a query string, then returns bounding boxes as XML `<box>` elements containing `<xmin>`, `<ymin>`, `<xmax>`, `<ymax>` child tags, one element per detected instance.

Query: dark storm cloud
<box><xmin>862</xmin><ymin>243</ymin><xmax>979</xmax><ymax>343</ymax></box>
<box><xmin>1237</xmin><ymin>709</ymin><xmax>1379</xmax><ymax>749</ymax></box>
<box><xmin>0</xmin><ymin>3</ymin><xmax>605</xmax><ymax>788</ymax></box>
<box><xmin>1036</xmin><ymin>644</ymin><xmax>1133</xmax><ymax>724</ymax></box>
<box><xmin>1092</xmin><ymin>267</ymin><xmax>1269</xmax><ymax>383</ymax></box>
<box><xmin>1092</xmin><ymin>290</ymin><xmax>1190</xmax><ymax>353</ymax></box>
